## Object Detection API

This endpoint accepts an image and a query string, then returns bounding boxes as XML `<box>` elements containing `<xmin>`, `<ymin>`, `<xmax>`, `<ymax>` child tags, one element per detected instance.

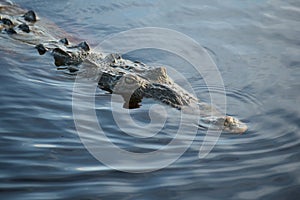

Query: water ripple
<box><xmin>1</xmin><ymin>0</ymin><xmax>300</xmax><ymax>199</ymax></box>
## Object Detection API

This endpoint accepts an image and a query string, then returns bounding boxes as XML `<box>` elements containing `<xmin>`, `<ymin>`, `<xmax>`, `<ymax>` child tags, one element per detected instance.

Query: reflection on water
<box><xmin>1</xmin><ymin>0</ymin><xmax>300</xmax><ymax>199</ymax></box>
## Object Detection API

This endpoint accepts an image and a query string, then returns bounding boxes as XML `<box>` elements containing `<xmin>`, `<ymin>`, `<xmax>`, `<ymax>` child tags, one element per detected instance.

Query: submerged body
<box><xmin>0</xmin><ymin>1</ymin><xmax>247</xmax><ymax>133</ymax></box>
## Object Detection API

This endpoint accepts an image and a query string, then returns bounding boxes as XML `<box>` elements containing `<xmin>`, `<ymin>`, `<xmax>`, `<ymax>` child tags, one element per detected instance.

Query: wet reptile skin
<box><xmin>0</xmin><ymin>1</ymin><xmax>247</xmax><ymax>133</ymax></box>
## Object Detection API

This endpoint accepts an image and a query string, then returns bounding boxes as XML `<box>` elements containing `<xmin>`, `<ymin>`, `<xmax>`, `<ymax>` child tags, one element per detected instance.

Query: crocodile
<box><xmin>0</xmin><ymin>1</ymin><xmax>248</xmax><ymax>133</ymax></box>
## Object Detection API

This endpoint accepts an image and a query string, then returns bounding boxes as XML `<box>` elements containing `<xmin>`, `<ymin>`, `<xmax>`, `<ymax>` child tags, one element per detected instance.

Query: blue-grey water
<box><xmin>1</xmin><ymin>0</ymin><xmax>300</xmax><ymax>199</ymax></box>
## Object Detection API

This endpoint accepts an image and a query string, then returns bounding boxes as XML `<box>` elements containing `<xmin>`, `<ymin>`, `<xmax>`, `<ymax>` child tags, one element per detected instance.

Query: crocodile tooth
<box><xmin>24</xmin><ymin>10</ymin><xmax>36</xmax><ymax>22</ymax></box>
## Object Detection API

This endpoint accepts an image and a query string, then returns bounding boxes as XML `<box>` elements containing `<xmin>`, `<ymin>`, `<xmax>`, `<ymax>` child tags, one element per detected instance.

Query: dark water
<box><xmin>1</xmin><ymin>0</ymin><xmax>300</xmax><ymax>199</ymax></box>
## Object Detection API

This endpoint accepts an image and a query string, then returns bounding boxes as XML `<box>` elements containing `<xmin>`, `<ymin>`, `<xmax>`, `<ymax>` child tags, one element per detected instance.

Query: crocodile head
<box><xmin>199</xmin><ymin>115</ymin><xmax>248</xmax><ymax>134</ymax></box>
<box><xmin>97</xmin><ymin>64</ymin><xmax>194</xmax><ymax>109</ymax></box>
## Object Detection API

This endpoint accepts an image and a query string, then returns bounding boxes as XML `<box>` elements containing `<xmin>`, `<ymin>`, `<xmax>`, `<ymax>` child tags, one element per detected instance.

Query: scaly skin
<box><xmin>0</xmin><ymin>1</ymin><xmax>247</xmax><ymax>133</ymax></box>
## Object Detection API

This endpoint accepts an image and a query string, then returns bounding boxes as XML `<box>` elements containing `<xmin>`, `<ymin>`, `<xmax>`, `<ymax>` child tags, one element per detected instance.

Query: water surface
<box><xmin>1</xmin><ymin>0</ymin><xmax>300</xmax><ymax>199</ymax></box>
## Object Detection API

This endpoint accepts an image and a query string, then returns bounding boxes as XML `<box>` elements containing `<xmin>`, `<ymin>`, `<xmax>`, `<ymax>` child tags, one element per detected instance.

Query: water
<box><xmin>1</xmin><ymin>0</ymin><xmax>300</xmax><ymax>199</ymax></box>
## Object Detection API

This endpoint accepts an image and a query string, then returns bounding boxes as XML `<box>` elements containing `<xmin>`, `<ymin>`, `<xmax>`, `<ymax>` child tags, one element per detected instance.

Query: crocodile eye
<box><xmin>224</xmin><ymin>116</ymin><xmax>232</xmax><ymax>127</ymax></box>
<box><xmin>224</xmin><ymin>121</ymin><xmax>228</xmax><ymax>126</ymax></box>
<box><xmin>124</xmin><ymin>77</ymin><xmax>135</xmax><ymax>84</ymax></box>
